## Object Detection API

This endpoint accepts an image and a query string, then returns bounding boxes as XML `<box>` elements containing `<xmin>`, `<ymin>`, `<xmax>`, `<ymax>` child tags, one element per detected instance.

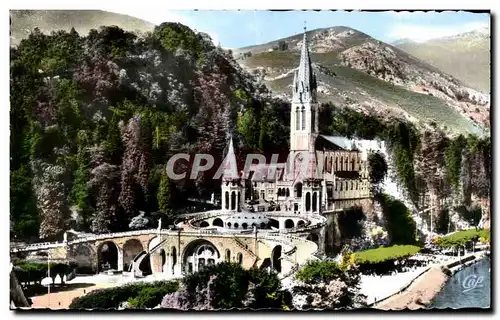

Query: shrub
<box><xmin>376</xmin><ymin>193</ymin><xmax>417</xmax><ymax>245</ymax></box>
<box><xmin>183</xmin><ymin>262</ymin><xmax>249</xmax><ymax>309</ymax></box>
<box><xmin>296</xmin><ymin>261</ymin><xmax>345</xmax><ymax>284</ymax></box>
<box><xmin>128</xmin><ymin>283</ymin><xmax>179</xmax><ymax>309</ymax></box>
<box><xmin>435</xmin><ymin>229</ymin><xmax>489</xmax><ymax>248</ymax></box>
<box><xmin>181</xmin><ymin>262</ymin><xmax>290</xmax><ymax>310</ymax></box>
<box><xmin>69</xmin><ymin>280</ymin><xmax>178</xmax><ymax>309</ymax></box>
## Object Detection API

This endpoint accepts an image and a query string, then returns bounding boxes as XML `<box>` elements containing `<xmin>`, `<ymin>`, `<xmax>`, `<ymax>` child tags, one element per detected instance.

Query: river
<box><xmin>430</xmin><ymin>257</ymin><xmax>491</xmax><ymax>309</ymax></box>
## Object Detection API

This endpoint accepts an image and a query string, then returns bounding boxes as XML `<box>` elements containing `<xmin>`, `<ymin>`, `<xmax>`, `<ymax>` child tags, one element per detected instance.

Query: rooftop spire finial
<box><xmin>304</xmin><ymin>20</ymin><xmax>307</xmax><ymax>33</ymax></box>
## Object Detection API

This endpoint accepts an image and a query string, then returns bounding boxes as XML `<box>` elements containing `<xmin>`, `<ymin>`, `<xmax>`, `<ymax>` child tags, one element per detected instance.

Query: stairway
<box><xmin>232</xmin><ymin>237</ymin><xmax>260</xmax><ymax>267</ymax></box>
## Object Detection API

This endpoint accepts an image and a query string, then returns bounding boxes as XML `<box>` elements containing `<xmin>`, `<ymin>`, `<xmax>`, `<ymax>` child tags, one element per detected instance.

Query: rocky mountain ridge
<box><xmin>237</xmin><ymin>26</ymin><xmax>490</xmax><ymax>136</ymax></box>
<box><xmin>394</xmin><ymin>27</ymin><xmax>490</xmax><ymax>93</ymax></box>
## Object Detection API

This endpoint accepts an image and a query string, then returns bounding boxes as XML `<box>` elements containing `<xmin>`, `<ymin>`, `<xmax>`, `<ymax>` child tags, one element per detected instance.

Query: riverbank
<box><xmin>374</xmin><ymin>251</ymin><xmax>489</xmax><ymax>310</ymax></box>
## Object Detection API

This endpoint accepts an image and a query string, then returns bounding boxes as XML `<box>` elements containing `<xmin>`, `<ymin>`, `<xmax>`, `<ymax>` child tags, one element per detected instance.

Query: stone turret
<box><xmin>221</xmin><ymin>136</ymin><xmax>244</xmax><ymax>212</ymax></box>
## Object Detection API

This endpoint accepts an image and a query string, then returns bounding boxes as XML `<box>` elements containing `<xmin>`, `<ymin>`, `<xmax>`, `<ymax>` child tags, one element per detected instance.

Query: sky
<box><xmin>113</xmin><ymin>10</ymin><xmax>490</xmax><ymax>48</ymax></box>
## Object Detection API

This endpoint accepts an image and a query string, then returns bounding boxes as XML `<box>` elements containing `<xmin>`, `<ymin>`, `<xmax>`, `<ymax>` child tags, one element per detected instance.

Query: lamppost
<box><xmin>47</xmin><ymin>250</ymin><xmax>51</xmax><ymax>308</ymax></box>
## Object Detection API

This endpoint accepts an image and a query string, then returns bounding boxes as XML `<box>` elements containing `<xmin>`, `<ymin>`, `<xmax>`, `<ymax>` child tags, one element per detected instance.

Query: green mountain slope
<box><xmin>394</xmin><ymin>30</ymin><xmax>490</xmax><ymax>93</ymax></box>
<box><xmin>10</xmin><ymin>10</ymin><xmax>155</xmax><ymax>46</ymax></box>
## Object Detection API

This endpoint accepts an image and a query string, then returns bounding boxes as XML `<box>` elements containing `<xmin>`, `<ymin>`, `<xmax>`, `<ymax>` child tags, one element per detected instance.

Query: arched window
<box><xmin>225</xmin><ymin>192</ymin><xmax>229</xmax><ymax>209</ymax></box>
<box><xmin>286</xmin><ymin>189</ymin><xmax>290</xmax><ymax>197</ymax></box>
<box><xmin>340</xmin><ymin>182</ymin><xmax>343</xmax><ymax>191</ymax></box>
<box><xmin>295</xmin><ymin>107</ymin><xmax>300</xmax><ymax>130</ymax></box>
<box><xmin>227</xmin><ymin>222</ymin><xmax>232</xmax><ymax>228</ymax></box>
<box><xmin>234</xmin><ymin>223</ymin><xmax>239</xmax><ymax>229</ymax></box>
<box><xmin>237</xmin><ymin>253</ymin><xmax>243</xmax><ymax>265</ymax></box>
<box><xmin>231</xmin><ymin>191</ymin><xmax>236</xmax><ymax>210</ymax></box>
<box><xmin>242</xmin><ymin>223</ymin><xmax>248</xmax><ymax>230</ymax></box>
<box><xmin>225</xmin><ymin>249</ymin><xmax>231</xmax><ymax>262</ymax></box>
<box><xmin>301</xmin><ymin>107</ymin><xmax>306</xmax><ymax>130</ymax></box>
<box><xmin>340</xmin><ymin>156</ymin><xmax>344</xmax><ymax>170</ymax></box>
<box><xmin>335</xmin><ymin>156</ymin><xmax>339</xmax><ymax>171</ymax></box>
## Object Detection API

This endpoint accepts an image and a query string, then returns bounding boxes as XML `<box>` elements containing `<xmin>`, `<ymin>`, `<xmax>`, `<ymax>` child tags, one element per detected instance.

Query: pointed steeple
<box><xmin>293</xmin><ymin>24</ymin><xmax>317</xmax><ymax>103</ymax></box>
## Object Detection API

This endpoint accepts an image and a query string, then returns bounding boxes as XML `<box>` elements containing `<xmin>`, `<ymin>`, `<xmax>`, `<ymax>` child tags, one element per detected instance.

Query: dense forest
<box><xmin>10</xmin><ymin>23</ymin><xmax>491</xmax><ymax>243</ymax></box>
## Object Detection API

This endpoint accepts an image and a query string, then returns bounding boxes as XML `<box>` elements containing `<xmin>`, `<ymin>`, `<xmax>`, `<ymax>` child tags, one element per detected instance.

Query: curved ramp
<box><xmin>129</xmin><ymin>250</ymin><xmax>153</xmax><ymax>277</ymax></box>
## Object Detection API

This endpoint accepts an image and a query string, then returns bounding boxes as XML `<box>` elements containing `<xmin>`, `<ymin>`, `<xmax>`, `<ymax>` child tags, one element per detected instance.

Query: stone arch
<box><xmin>200</xmin><ymin>221</ymin><xmax>209</xmax><ymax>228</ymax></box>
<box><xmin>269</xmin><ymin>219</ymin><xmax>279</xmax><ymax>229</ymax></box>
<box><xmin>271</xmin><ymin>245</ymin><xmax>282</xmax><ymax>273</ymax></box>
<box><xmin>297</xmin><ymin>220</ymin><xmax>305</xmax><ymax>228</ymax></box>
<box><xmin>225</xmin><ymin>191</ymin><xmax>229</xmax><ymax>209</ymax></box>
<box><xmin>68</xmin><ymin>243</ymin><xmax>97</xmax><ymax>272</ymax></box>
<box><xmin>307</xmin><ymin>233</ymin><xmax>319</xmax><ymax>245</ymax></box>
<box><xmin>285</xmin><ymin>219</ymin><xmax>294</xmax><ymax>229</ymax></box>
<box><xmin>122</xmin><ymin>239</ymin><xmax>144</xmax><ymax>272</ymax></box>
<box><xmin>295</xmin><ymin>182</ymin><xmax>303</xmax><ymax>198</ymax></box>
<box><xmin>305</xmin><ymin>192</ymin><xmax>311</xmax><ymax>212</ymax></box>
<box><xmin>213</xmin><ymin>218</ymin><xmax>223</xmax><ymax>227</ymax></box>
<box><xmin>295</xmin><ymin>107</ymin><xmax>300</xmax><ymax>129</ymax></box>
<box><xmin>159</xmin><ymin>249</ymin><xmax>166</xmax><ymax>272</ymax></box>
<box><xmin>225</xmin><ymin>249</ymin><xmax>231</xmax><ymax>262</ymax></box>
<box><xmin>237</xmin><ymin>252</ymin><xmax>243</xmax><ymax>265</ymax></box>
<box><xmin>97</xmin><ymin>241</ymin><xmax>119</xmax><ymax>272</ymax></box>
<box><xmin>183</xmin><ymin>239</ymin><xmax>220</xmax><ymax>274</ymax></box>
<box><xmin>312</xmin><ymin>192</ymin><xmax>317</xmax><ymax>212</ymax></box>
<box><xmin>301</xmin><ymin>106</ymin><xmax>306</xmax><ymax>130</ymax></box>
<box><xmin>237</xmin><ymin>191</ymin><xmax>241</xmax><ymax>212</ymax></box>
<box><xmin>171</xmin><ymin>246</ymin><xmax>177</xmax><ymax>274</ymax></box>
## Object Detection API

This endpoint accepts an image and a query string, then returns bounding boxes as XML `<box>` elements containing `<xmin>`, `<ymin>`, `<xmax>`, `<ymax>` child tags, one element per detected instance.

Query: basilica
<box><xmin>220</xmin><ymin>28</ymin><xmax>383</xmax><ymax>219</ymax></box>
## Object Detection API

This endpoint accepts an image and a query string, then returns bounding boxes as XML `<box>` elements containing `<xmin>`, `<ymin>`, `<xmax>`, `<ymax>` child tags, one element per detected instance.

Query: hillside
<box><xmin>394</xmin><ymin>29</ymin><xmax>490</xmax><ymax>93</ymax></box>
<box><xmin>236</xmin><ymin>26</ymin><xmax>489</xmax><ymax>135</ymax></box>
<box><xmin>10</xmin><ymin>10</ymin><xmax>155</xmax><ymax>46</ymax></box>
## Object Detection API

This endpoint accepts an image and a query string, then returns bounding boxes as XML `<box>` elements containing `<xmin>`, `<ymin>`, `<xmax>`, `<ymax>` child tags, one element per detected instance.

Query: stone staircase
<box><xmin>232</xmin><ymin>237</ymin><xmax>260</xmax><ymax>267</ymax></box>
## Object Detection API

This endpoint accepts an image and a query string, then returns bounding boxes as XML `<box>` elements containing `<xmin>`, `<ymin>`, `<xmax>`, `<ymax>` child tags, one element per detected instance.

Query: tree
<box><xmin>278</xmin><ymin>40</ymin><xmax>288</xmax><ymax>51</ymax></box>
<box><xmin>31</xmin><ymin>161</ymin><xmax>71</xmax><ymax>239</ymax></box>
<box><xmin>89</xmin><ymin>144</ymin><xmax>120</xmax><ymax>233</ymax></box>
<box><xmin>367</xmin><ymin>152</ymin><xmax>388</xmax><ymax>191</ymax></box>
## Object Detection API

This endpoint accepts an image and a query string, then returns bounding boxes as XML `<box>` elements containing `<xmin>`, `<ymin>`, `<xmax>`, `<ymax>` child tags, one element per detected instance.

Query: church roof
<box><xmin>320</xmin><ymin>135</ymin><xmax>356</xmax><ymax>150</ymax></box>
<box><xmin>292</xmin><ymin>27</ymin><xmax>317</xmax><ymax>103</ymax></box>
<box><xmin>222</xmin><ymin>136</ymin><xmax>239</xmax><ymax>181</ymax></box>
<box><xmin>249</xmin><ymin>163</ymin><xmax>286</xmax><ymax>182</ymax></box>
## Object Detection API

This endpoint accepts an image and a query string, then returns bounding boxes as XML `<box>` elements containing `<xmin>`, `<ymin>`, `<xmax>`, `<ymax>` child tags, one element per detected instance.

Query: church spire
<box><xmin>293</xmin><ymin>23</ymin><xmax>317</xmax><ymax>103</ymax></box>
<box><xmin>222</xmin><ymin>135</ymin><xmax>239</xmax><ymax>181</ymax></box>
